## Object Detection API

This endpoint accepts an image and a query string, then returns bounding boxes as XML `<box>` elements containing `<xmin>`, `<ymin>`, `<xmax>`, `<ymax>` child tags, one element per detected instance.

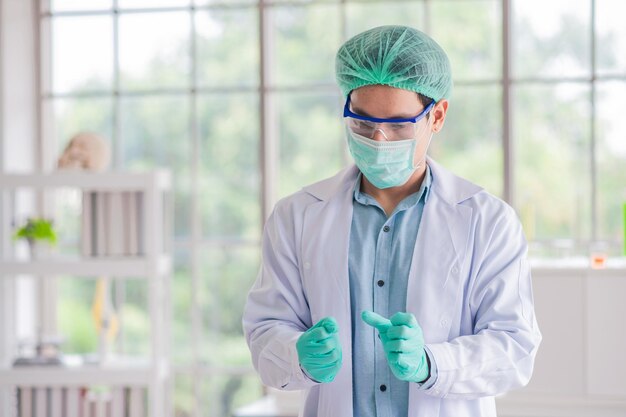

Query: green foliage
<box><xmin>198</xmin><ymin>93</ymin><xmax>261</xmax><ymax>240</ymax></box>
<box><xmin>13</xmin><ymin>218</ymin><xmax>58</xmax><ymax>245</ymax></box>
<box><xmin>274</xmin><ymin>4</ymin><xmax>341</xmax><ymax>86</ymax></box>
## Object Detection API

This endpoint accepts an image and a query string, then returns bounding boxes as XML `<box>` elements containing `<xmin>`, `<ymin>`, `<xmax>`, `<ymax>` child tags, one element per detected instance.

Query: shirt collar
<box><xmin>352</xmin><ymin>164</ymin><xmax>433</xmax><ymax>209</ymax></box>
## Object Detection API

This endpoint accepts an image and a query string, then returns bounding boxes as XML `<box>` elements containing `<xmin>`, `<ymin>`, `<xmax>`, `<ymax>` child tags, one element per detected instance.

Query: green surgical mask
<box><xmin>346</xmin><ymin>127</ymin><xmax>431</xmax><ymax>189</ymax></box>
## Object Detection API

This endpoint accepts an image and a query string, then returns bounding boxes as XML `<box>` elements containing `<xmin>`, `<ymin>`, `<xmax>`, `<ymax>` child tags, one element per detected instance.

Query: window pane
<box><xmin>58</xmin><ymin>278</ymin><xmax>98</xmax><ymax>354</ymax></box>
<box><xmin>513</xmin><ymin>83</ymin><xmax>591</xmax><ymax>257</ymax></box>
<box><xmin>432</xmin><ymin>0</ymin><xmax>501</xmax><ymax>81</ymax></box>
<box><xmin>200</xmin><ymin>246</ymin><xmax>260</xmax><ymax>367</ymax></box>
<box><xmin>52</xmin><ymin>97</ymin><xmax>113</xmax><ymax>156</ymax></box>
<box><xmin>596</xmin><ymin>81</ymin><xmax>626</xmax><ymax>255</ymax></box>
<box><xmin>596</xmin><ymin>0</ymin><xmax>626</xmax><ymax>76</ymax></box>
<box><xmin>120</xmin><ymin>95</ymin><xmax>190</xmax><ymax>168</ymax></box>
<box><xmin>195</xmin><ymin>0</ymin><xmax>255</xmax><ymax>5</ymax></box>
<box><xmin>198</xmin><ymin>93</ymin><xmax>260</xmax><ymax>240</ymax></box>
<box><xmin>120</xmin><ymin>95</ymin><xmax>191</xmax><ymax>237</ymax></box>
<box><xmin>58</xmin><ymin>278</ymin><xmax>151</xmax><ymax>357</ymax></box>
<box><xmin>200</xmin><ymin>374</ymin><xmax>263</xmax><ymax>417</ymax></box>
<box><xmin>118</xmin><ymin>279</ymin><xmax>150</xmax><ymax>356</ymax></box>
<box><xmin>271</xmin><ymin>5</ymin><xmax>341</xmax><ymax>86</ymax></box>
<box><xmin>430</xmin><ymin>85</ymin><xmax>503</xmax><ymax>198</ymax></box>
<box><xmin>268</xmin><ymin>0</ymin><xmax>335</xmax><ymax>3</ymax></box>
<box><xmin>196</xmin><ymin>8</ymin><xmax>259</xmax><ymax>88</ymax></box>
<box><xmin>512</xmin><ymin>0</ymin><xmax>591</xmax><ymax>79</ymax></box>
<box><xmin>119</xmin><ymin>11</ymin><xmax>191</xmax><ymax>90</ymax></box>
<box><xmin>50</xmin><ymin>0</ymin><xmax>111</xmax><ymax>12</ymax></box>
<box><xmin>173</xmin><ymin>175</ymin><xmax>193</xmax><ymax>239</ymax></box>
<box><xmin>277</xmin><ymin>92</ymin><xmax>345</xmax><ymax>198</ymax></box>
<box><xmin>172</xmin><ymin>247</ymin><xmax>193</xmax><ymax>365</ymax></box>
<box><xmin>51</xmin><ymin>16</ymin><xmax>113</xmax><ymax>94</ymax></box>
<box><xmin>345</xmin><ymin>1</ymin><xmax>426</xmax><ymax>36</ymax></box>
<box><xmin>118</xmin><ymin>0</ymin><xmax>190</xmax><ymax>8</ymax></box>
<box><xmin>173</xmin><ymin>373</ymin><xmax>194</xmax><ymax>417</ymax></box>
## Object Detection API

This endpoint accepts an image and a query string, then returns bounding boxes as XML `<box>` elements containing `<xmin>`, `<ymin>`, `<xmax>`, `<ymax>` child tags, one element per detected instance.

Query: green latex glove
<box><xmin>362</xmin><ymin>311</ymin><xmax>429</xmax><ymax>383</ymax></box>
<box><xmin>296</xmin><ymin>317</ymin><xmax>342</xmax><ymax>383</ymax></box>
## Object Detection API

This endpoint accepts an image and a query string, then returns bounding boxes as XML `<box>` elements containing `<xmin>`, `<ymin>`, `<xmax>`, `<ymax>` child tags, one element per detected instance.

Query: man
<box><xmin>243</xmin><ymin>25</ymin><xmax>541</xmax><ymax>417</ymax></box>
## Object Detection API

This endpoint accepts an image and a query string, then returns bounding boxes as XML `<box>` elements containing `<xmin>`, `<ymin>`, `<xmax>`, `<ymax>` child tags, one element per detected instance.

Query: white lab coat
<box><xmin>243</xmin><ymin>157</ymin><xmax>541</xmax><ymax>417</ymax></box>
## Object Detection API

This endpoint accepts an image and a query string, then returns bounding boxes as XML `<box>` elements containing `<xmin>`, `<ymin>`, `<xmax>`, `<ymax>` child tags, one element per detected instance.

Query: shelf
<box><xmin>0</xmin><ymin>169</ymin><xmax>172</xmax><ymax>416</ymax></box>
<box><xmin>0</xmin><ymin>170</ymin><xmax>171</xmax><ymax>191</ymax></box>
<box><xmin>0</xmin><ymin>255</ymin><xmax>171</xmax><ymax>277</ymax></box>
<box><xmin>233</xmin><ymin>396</ymin><xmax>298</xmax><ymax>417</ymax></box>
<box><xmin>0</xmin><ymin>359</ymin><xmax>169</xmax><ymax>386</ymax></box>
<box><xmin>0</xmin><ymin>356</ymin><xmax>169</xmax><ymax>386</ymax></box>
<box><xmin>496</xmin><ymin>392</ymin><xmax>626</xmax><ymax>417</ymax></box>
<box><xmin>530</xmin><ymin>257</ymin><xmax>626</xmax><ymax>278</ymax></box>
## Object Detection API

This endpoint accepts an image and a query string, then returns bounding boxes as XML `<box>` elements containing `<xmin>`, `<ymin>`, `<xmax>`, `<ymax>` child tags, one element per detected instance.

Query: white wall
<box><xmin>0</xmin><ymin>0</ymin><xmax>38</xmax><ymax>368</ymax></box>
<box><xmin>0</xmin><ymin>4</ymin><xmax>39</xmax><ymax>415</ymax></box>
<box><xmin>1</xmin><ymin>0</ymin><xmax>37</xmax><ymax>173</ymax></box>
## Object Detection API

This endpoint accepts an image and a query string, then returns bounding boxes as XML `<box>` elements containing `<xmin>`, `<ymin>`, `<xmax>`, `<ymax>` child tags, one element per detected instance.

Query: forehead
<box><xmin>350</xmin><ymin>85</ymin><xmax>424</xmax><ymax>118</ymax></box>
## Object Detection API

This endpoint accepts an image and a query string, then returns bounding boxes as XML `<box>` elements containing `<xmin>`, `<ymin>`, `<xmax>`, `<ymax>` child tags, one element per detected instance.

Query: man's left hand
<box><xmin>362</xmin><ymin>311</ymin><xmax>429</xmax><ymax>383</ymax></box>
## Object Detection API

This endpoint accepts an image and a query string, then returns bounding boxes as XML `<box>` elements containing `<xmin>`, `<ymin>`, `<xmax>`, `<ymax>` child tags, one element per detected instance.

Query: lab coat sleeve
<box><xmin>242</xmin><ymin>198</ymin><xmax>318</xmax><ymax>391</ymax></box>
<box><xmin>415</xmin><ymin>347</ymin><xmax>438</xmax><ymax>390</ymax></box>
<box><xmin>424</xmin><ymin>204</ymin><xmax>542</xmax><ymax>399</ymax></box>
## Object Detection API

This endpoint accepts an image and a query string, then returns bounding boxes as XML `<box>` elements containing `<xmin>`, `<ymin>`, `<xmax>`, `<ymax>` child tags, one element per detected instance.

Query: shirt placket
<box><xmin>373</xmin><ymin>214</ymin><xmax>396</xmax><ymax>417</ymax></box>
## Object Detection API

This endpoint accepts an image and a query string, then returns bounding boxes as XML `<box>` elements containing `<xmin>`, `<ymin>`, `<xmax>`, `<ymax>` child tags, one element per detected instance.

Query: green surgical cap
<box><xmin>335</xmin><ymin>25</ymin><xmax>452</xmax><ymax>101</ymax></box>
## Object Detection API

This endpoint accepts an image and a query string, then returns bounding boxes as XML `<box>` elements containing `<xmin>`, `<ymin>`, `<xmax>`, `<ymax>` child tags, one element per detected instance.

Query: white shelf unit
<box><xmin>1</xmin><ymin>256</ymin><xmax>172</xmax><ymax>277</ymax></box>
<box><xmin>0</xmin><ymin>170</ymin><xmax>173</xmax><ymax>417</ymax></box>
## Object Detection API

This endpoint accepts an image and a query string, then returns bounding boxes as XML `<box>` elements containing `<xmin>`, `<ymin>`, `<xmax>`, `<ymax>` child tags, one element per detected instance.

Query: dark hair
<box><xmin>417</xmin><ymin>93</ymin><xmax>434</xmax><ymax>119</ymax></box>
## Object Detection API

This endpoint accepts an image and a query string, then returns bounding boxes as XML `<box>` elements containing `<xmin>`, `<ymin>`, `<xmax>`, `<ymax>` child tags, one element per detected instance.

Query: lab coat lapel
<box><xmin>406</xmin><ymin>182</ymin><xmax>467</xmax><ymax>341</ymax></box>
<box><xmin>301</xmin><ymin>166</ymin><xmax>357</xmax><ymax>417</ymax></box>
<box><xmin>406</xmin><ymin>159</ymin><xmax>477</xmax><ymax>416</ymax></box>
<box><xmin>301</xmin><ymin>166</ymin><xmax>356</xmax><ymax>314</ymax></box>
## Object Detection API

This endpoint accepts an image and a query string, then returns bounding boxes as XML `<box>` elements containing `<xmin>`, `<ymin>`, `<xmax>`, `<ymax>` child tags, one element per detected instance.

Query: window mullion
<box><xmin>259</xmin><ymin>0</ymin><xmax>278</xmax><ymax>223</ymax></box>
<box><xmin>189</xmin><ymin>6</ymin><xmax>203</xmax><ymax>417</ymax></box>
<box><xmin>502</xmin><ymin>0</ymin><xmax>514</xmax><ymax>206</ymax></box>
<box><xmin>590</xmin><ymin>0</ymin><xmax>598</xmax><ymax>243</ymax></box>
<box><xmin>113</xmin><ymin>1</ymin><xmax>121</xmax><ymax>169</ymax></box>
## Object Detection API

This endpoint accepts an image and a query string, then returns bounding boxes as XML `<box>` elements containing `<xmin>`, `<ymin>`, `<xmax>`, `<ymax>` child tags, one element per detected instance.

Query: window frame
<box><xmin>33</xmin><ymin>0</ymin><xmax>621</xmax><ymax>415</ymax></box>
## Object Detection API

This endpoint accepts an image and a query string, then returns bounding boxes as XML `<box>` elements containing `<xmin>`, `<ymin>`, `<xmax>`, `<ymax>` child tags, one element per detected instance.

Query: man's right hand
<box><xmin>296</xmin><ymin>317</ymin><xmax>342</xmax><ymax>383</ymax></box>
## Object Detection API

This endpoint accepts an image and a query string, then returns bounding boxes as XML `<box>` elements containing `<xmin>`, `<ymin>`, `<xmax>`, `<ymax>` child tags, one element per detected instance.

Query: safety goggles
<box><xmin>343</xmin><ymin>93</ymin><xmax>435</xmax><ymax>141</ymax></box>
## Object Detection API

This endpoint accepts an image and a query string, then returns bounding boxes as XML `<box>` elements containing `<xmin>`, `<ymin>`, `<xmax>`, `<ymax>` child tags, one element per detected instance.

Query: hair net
<box><xmin>335</xmin><ymin>25</ymin><xmax>452</xmax><ymax>102</ymax></box>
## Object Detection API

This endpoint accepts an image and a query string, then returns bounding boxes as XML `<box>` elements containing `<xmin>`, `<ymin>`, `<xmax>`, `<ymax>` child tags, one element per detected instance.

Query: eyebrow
<box><xmin>351</xmin><ymin>105</ymin><xmax>420</xmax><ymax>120</ymax></box>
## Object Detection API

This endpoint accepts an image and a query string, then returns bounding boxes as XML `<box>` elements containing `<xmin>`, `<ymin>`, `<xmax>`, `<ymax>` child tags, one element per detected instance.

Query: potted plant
<box><xmin>13</xmin><ymin>217</ymin><xmax>57</xmax><ymax>259</ymax></box>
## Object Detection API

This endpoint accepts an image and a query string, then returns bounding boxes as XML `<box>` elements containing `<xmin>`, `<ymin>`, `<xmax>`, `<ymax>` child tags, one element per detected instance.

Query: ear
<box><xmin>431</xmin><ymin>99</ymin><xmax>449</xmax><ymax>133</ymax></box>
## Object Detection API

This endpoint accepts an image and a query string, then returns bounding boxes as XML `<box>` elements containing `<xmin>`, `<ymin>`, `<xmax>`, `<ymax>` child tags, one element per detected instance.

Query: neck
<box><xmin>361</xmin><ymin>164</ymin><xmax>428</xmax><ymax>216</ymax></box>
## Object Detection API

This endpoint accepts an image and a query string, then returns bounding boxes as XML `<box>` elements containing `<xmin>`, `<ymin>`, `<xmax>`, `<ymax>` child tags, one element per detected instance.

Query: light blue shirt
<box><xmin>349</xmin><ymin>166</ymin><xmax>438</xmax><ymax>417</ymax></box>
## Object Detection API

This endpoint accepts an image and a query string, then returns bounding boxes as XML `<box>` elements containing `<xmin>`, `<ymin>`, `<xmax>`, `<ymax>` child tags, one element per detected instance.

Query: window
<box><xmin>40</xmin><ymin>0</ymin><xmax>626</xmax><ymax>416</ymax></box>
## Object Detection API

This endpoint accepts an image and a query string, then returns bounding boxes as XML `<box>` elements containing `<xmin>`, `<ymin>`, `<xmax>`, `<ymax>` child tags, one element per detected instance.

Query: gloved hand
<box><xmin>296</xmin><ymin>317</ymin><xmax>342</xmax><ymax>383</ymax></box>
<box><xmin>362</xmin><ymin>311</ymin><xmax>429</xmax><ymax>383</ymax></box>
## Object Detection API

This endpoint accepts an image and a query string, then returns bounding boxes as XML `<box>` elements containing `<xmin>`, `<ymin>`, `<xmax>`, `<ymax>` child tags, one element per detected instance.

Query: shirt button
<box><xmin>377</xmin><ymin>280</ymin><xmax>385</xmax><ymax>287</ymax></box>
<box><xmin>383</xmin><ymin>225</ymin><xmax>390</xmax><ymax>232</ymax></box>
<box><xmin>379</xmin><ymin>384</ymin><xmax>387</xmax><ymax>392</ymax></box>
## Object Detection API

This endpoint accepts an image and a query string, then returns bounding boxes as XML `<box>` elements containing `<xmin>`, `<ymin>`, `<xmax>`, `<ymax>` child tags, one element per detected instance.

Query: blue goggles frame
<box><xmin>343</xmin><ymin>93</ymin><xmax>435</xmax><ymax>123</ymax></box>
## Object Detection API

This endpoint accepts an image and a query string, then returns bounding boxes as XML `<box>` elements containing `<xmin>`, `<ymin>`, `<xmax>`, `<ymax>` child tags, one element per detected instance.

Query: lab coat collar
<box><xmin>427</xmin><ymin>157</ymin><xmax>484</xmax><ymax>205</ymax></box>
<box><xmin>302</xmin><ymin>156</ymin><xmax>483</xmax><ymax>205</ymax></box>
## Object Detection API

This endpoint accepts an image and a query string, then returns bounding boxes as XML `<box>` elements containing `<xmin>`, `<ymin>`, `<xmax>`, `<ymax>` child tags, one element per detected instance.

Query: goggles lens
<box><xmin>345</xmin><ymin>118</ymin><xmax>418</xmax><ymax>141</ymax></box>
<box><xmin>343</xmin><ymin>93</ymin><xmax>435</xmax><ymax>141</ymax></box>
